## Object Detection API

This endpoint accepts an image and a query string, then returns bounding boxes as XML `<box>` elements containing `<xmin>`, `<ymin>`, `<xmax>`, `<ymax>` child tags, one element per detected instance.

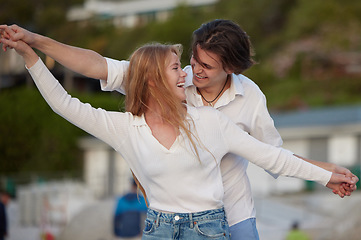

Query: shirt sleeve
<box><xmin>250</xmin><ymin>92</ymin><xmax>283</xmax><ymax>147</ymax></box>
<box><xmin>247</xmin><ymin>82</ymin><xmax>291</xmax><ymax>179</ymax></box>
<box><xmin>216</xmin><ymin>111</ymin><xmax>332</xmax><ymax>186</ymax></box>
<box><xmin>27</xmin><ymin>58</ymin><xmax>130</xmax><ymax>149</ymax></box>
<box><xmin>100</xmin><ymin>58</ymin><xmax>129</xmax><ymax>94</ymax></box>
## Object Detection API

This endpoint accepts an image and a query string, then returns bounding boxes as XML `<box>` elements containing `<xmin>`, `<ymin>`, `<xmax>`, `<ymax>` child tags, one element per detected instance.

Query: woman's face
<box><xmin>190</xmin><ymin>45</ymin><xmax>231</xmax><ymax>91</ymax></box>
<box><xmin>165</xmin><ymin>52</ymin><xmax>187</xmax><ymax>102</ymax></box>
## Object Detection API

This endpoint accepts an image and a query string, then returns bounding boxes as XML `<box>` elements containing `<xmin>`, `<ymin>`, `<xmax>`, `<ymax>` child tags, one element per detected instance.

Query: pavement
<box><xmin>6</xmin><ymin>191</ymin><xmax>361</xmax><ymax>240</ymax></box>
<box><xmin>255</xmin><ymin>191</ymin><xmax>361</xmax><ymax>240</ymax></box>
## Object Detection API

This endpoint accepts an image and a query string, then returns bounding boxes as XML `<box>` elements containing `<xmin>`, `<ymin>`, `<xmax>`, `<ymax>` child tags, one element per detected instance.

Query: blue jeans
<box><xmin>142</xmin><ymin>208</ymin><xmax>230</xmax><ymax>240</ymax></box>
<box><xmin>229</xmin><ymin>218</ymin><xmax>259</xmax><ymax>240</ymax></box>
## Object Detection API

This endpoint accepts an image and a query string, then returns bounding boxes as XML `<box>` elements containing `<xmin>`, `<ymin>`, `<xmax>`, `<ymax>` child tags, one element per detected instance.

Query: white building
<box><xmin>67</xmin><ymin>0</ymin><xmax>218</xmax><ymax>27</ymax></box>
<box><xmin>79</xmin><ymin>104</ymin><xmax>361</xmax><ymax>198</ymax></box>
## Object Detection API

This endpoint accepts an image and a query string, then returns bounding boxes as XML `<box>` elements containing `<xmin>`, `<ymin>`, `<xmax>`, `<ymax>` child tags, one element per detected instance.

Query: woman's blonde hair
<box><xmin>125</xmin><ymin>43</ymin><xmax>183</xmax><ymax>118</ymax></box>
<box><xmin>125</xmin><ymin>43</ymin><xmax>203</xmax><ymax>204</ymax></box>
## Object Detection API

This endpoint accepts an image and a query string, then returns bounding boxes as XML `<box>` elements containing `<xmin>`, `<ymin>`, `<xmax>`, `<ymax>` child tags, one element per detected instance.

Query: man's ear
<box><xmin>225</xmin><ymin>67</ymin><xmax>234</xmax><ymax>75</ymax></box>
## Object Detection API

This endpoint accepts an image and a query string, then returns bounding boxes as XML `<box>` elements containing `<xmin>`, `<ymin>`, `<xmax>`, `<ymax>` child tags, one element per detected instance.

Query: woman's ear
<box><xmin>148</xmin><ymin>78</ymin><xmax>156</xmax><ymax>87</ymax></box>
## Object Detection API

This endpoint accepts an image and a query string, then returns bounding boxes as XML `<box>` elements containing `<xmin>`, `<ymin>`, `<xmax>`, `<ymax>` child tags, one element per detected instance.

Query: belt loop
<box><xmin>156</xmin><ymin>212</ymin><xmax>161</xmax><ymax>227</ymax></box>
<box><xmin>189</xmin><ymin>213</ymin><xmax>194</xmax><ymax>228</ymax></box>
<box><xmin>221</xmin><ymin>207</ymin><xmax>226</xmax><ymax>221</ymax></box>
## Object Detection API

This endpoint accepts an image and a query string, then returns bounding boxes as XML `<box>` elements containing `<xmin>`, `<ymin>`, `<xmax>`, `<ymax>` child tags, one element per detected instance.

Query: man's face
<box><xmin>190</xmin><ymin>45</ymin><xmax>230</xmax><ymax>91</ymax></box>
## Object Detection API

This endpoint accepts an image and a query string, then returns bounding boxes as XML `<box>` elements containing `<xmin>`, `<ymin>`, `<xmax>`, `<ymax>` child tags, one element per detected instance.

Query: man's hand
<box><xmin>1</xmin><ymin>24</ymin><xmax>108</xmax><ymax>80</ymax></box>
<box><xmin>0</xmin><ymin>24</ymin><xmax>36</xmax><ymax>49</ymax></box>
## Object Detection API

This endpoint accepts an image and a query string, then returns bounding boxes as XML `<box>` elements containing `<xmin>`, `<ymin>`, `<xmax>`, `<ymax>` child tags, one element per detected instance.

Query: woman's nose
<box><xmin>181</xmin><ymin>69</ymin><xmax>187</xmax><ymax>77</ymax></box>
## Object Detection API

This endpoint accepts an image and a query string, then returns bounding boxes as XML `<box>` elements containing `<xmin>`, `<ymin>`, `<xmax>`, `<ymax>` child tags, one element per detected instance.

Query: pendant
<box><xmin>209</xmin><ymin>102</ymin><xmax>213</xmax><ymax>107</ymax></box>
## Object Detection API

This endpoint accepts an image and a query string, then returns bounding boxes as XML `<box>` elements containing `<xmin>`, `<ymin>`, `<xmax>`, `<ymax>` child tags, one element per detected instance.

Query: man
<box><xmin>114</xmin><ymin>180</ymin><xmax>147</xmax><ymax>240</ymax></box>
<box><xmin>0</xmin><ymin>190</ymin><xmax>10</xmax><ymax>240</ymax></box>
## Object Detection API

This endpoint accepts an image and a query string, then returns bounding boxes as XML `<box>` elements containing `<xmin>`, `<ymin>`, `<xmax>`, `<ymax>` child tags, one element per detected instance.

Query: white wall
<box><xmin>80</xmin><ymin>137</ymin><xmax>133</xmax><ymax>199</ymax></box>
<box><xmin>17</xmin><ymin>182</ymin><xmax>94</xmax><ymax>226</ymax></box>
<box><xmin>84</xmin><ymin>148</ymin><xmax>109</xmax><ymax>198</ymax></box>
<box><xmin>329</xmin><ymin>135</ymin><xmax>358</xmax><ymax>166</ymax></box>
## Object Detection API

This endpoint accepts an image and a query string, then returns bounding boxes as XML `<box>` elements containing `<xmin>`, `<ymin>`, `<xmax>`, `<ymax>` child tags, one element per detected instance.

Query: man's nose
<box><xmin>193</xmin><ymin>62</ymin><xmax>202</xmax><ymax>73</ymax></box>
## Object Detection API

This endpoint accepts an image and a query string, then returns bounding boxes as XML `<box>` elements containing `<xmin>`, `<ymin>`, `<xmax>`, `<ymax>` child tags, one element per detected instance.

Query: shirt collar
<box><xmin>132</xmin><ymin>114</ymin><xmax>147</xmax><ymax>126</ymax></box>
<box><xmin>230</xmin><ymin>73</ymin><xmax>245</xmax><ymax>97</ymax></box>
<box><xmin>185</xmin><ymin>73</ymin><xmax>245</xmax><ymax>109</ymax></box>
<box><xmin>131</xmin><ymin>105</ymin><xmax>199</xmax><ymax>127</ymax></box>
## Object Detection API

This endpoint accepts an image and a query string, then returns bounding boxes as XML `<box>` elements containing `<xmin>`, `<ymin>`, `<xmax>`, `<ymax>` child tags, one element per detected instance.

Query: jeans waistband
<box><xmin>147</xmin><ymin>208</ymin><xmax>226</xmax><ymax>226</ymax></box>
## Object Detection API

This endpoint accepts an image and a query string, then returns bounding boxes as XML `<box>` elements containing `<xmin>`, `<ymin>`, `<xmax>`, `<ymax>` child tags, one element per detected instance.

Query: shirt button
<box><xmin>174</xmin><ymin>215</ymin><xmax>180</xmax><ymax>221</ymax></box>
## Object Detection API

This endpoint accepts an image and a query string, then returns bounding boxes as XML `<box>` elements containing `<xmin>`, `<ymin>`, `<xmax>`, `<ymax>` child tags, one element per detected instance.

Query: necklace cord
<box><xmin>197</xmin><ymin>76</ymin><xmax>229</xmax><ymax>106</ymax></box>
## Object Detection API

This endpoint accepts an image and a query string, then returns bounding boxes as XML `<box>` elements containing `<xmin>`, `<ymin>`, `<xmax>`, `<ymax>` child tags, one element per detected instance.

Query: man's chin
<box><xmin>193</xmin><ymin>76</ymin><xmax>207</xmax><ymax>87</ymax></box>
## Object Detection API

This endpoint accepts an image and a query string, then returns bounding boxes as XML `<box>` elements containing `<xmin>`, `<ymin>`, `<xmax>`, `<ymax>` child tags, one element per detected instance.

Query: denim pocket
<box><xmin>143</xmin><ymin>219</ymin><xmax>155</xmax><ymax>235</ymax></box>
<box><xmin>194</xmin><ymin>219</ymin><xmax>228</xmax><ymax>238</ymax></box>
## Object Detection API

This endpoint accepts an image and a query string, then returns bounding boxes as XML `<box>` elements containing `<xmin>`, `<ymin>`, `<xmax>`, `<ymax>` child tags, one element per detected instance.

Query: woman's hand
<box><xmin>0</xmin><ymin>36</ymin><xmax>39</xmax><ymax>68</ymax></box>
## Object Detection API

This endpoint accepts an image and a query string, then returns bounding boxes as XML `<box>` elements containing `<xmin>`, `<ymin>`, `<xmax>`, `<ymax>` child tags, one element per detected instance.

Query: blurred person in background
<box><xmin>286</xmin><ymin>221</ymin><xmax>311</xmax><ymax>240</ymax></box>
<box><xmin>113</xmin><ymin>180</ymin><xmax>147</xmax><ymax>240</ymax></box>
<box><xmin>0</xmin><ymin>190</ymin><xmax>10</xmax><ymax>240</ymax></box>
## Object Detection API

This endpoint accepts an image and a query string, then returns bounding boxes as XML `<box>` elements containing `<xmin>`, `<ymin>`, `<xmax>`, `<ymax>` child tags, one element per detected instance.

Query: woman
<box><xmin>1</xmin><ymin>37</ymin><xmax>353</xmax><ymax>240</ymax></box>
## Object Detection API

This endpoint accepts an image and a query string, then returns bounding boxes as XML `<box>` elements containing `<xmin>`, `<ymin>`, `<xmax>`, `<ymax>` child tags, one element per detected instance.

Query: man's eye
<box><xmin>204</xmin><ymin>65</ymin><xmax>212</xmax><ymax>69</ymax></box>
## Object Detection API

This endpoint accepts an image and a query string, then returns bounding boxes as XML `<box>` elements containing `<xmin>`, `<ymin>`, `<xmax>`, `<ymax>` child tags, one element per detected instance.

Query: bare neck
<box><xmin>144</xmin><ymin>100</ymin><xmax>183</xmax><ymax>150</ymax></box>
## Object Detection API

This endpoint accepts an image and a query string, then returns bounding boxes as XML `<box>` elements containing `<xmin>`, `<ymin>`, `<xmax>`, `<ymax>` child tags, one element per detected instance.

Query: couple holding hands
<box><xmin>0</xmin><ymin>20</ymin><xmax>358</xmax><ymax>240</ymax></box>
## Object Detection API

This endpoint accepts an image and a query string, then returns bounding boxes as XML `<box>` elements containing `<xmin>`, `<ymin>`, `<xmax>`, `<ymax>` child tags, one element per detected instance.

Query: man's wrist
<box><xmin>30</xmin><ymin>33</ymin><xmax>45</xmax><ymax>49</ymax></box>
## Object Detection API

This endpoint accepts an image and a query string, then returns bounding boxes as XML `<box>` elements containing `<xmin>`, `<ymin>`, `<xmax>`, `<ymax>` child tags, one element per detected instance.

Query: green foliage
<box><xmin>0</xmin><ymin>0</ymin><xmax>85</xmax><ymax>33</ymax></box>
<box><xmin>213</xmin><ymin>0</ymin><xmax>296</xmax><ymax>55</ymax></box>
<box><xmin>0</xmin><ymin>87</ymin><xmax>124</xmax><ymax>175</ymax></box>
<box><xmin>142</xmin><ymin>5</ymin><xmax>205</xmax><ymax>65</ymax></box>
<box><xmin>103</xmin><ymin>5</ymin><xmax>206</xmax><ymax>65</ymax></box>
<box><xmin>0</xmin><ymin>0</ymin><xmax>33</xmax><ymax>27</ymax></box>
<box><xmin>284</xmin><ymin>0</ymin><xmax>361</xmax><ymax>49</ymax></box>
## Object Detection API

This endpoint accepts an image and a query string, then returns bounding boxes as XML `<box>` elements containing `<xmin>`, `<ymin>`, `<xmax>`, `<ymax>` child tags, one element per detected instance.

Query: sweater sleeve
<box><xmin>27</xmin><ymin>58</ymin><xmax>130</xmax><ymax>148</ymax></box>
<box><xmin>100</xmin><ymin>58</ymin><xmax>129</xmax><ymax>94</ymax></box>
<box><xmin>216</xmin><ymin>111</ymin><xmax>332</xmax><ymax>186</ymax></box>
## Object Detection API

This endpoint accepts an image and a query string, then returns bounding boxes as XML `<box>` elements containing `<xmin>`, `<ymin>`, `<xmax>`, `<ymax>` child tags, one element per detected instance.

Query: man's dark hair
<box><xmin>192</xmin><ymin>19</ymin><xmax>256</xmax><ymax>74</ymax></box>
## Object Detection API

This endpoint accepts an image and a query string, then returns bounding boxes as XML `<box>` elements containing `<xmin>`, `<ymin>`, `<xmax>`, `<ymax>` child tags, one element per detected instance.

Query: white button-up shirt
<box><xmin>182</xmin><ymin>65</ymin><xmax>284</xmax><ymax>225</ymax></box>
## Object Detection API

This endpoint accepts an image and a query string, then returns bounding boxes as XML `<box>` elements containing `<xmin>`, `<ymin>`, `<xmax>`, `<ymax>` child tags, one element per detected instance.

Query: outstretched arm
<box><xmin>249</xmin><ymin>89</ymin><xmax>358</xmax><ymax>196</ymax></box>
<box><xmin>1</xmin><ymin>36</ymin><xmax>129</xmax><ymax>151</ymax></box>
<box><xmin>217</xmin><ymin>110</ymin><xmax>356</xmax><ymax>198</ymax></box>
<box><xmin>0</xmin><ymin>24</ymin><xmax>108</xmax><ymax>80</ymax></box>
